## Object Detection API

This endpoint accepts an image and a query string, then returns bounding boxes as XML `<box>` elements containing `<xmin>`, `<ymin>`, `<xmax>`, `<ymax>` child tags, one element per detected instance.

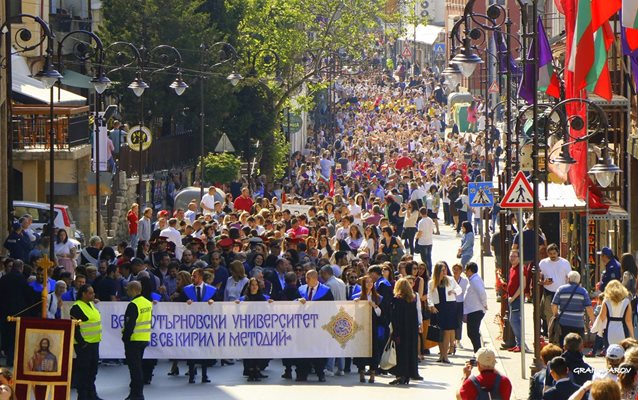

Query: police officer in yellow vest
<box><xmin>69</xmin><ymin>284</ymin><xmax>103</xmax><ymax>400</ymax></box>
<box><xmin>122</xmin><ymin>281</ymin><xmax>153</xmax><ymax>400</ymax></box>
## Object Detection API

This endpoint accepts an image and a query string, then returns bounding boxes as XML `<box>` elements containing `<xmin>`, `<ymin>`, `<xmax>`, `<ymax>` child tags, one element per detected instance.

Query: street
<box><xmin>85</xmin><ymin>223</ymin><xmax>605</xmax><ymax>400</ymax></box>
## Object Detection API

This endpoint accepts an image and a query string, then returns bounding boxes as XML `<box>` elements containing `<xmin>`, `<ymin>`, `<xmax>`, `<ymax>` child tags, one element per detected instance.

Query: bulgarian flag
<box><xmin>585</xmin><ymin>21</ymin><xmax>615</xmax><ymax>100</ymax></box>
<box><xmin>567</xmin><ymin>0</ymin><xmax>595</xmax><ymax>91</ymax></box>
<box><xmin>568</xmin><ymin>0</ymin><xmax>614</xmax><ymax>100</ymax></box>
<box><xmin>623</xmin><ymin>0</ymin><xmax>638</xmax><ymax>29</ymax></box>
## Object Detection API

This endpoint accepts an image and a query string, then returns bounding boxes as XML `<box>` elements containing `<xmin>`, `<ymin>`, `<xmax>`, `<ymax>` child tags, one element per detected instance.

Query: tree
<box><xmin>98</xmin><ymin>0</ymin><xmax>240</xmax><ymax>139</ymax></box>
<box><xmin>202</xmin><ymin>152</ymin><xmax>242</xmax><ymax>185</ymax></box>
<box><xmin>227</xmin><ymin>0</ymin><xmax>398</xmax><ymax>178</ymax></box>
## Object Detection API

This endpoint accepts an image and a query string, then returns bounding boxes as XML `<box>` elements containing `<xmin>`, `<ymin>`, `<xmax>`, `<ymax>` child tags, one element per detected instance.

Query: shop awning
<box><xmin>11</xmin><ymin>50</ymin><xmax>86</xmax><ymax>106</ymax></box>
<box><xmin>588</xmin><ymin>204</ymin><xmax>629</xmax><ymax>221</ymax></box>
<box><xmin>538</xmin><ymin>183</ymin><xmax>587</xmax><ymax>211</ymax></box>
<box><xmin>61</xmin><ymin>69</ymin><xmax>95</xmax><ymax>89</ymax></box>
<box><xmin>401</xmin><ymin>24</ymin><xmax>445</xmax><ymax>45</ymax></box>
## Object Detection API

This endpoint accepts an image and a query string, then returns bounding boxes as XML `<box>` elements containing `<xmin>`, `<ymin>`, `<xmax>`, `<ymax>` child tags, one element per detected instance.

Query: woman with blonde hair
<box><xmin>600</xmin><ymin>280</ymin><xmax>634</xmax><ymax>345</ymax></box>
<box><xmin>389</xmin><ymin>278</ymin><xmax>419</xmax><ymax>385</ymax></box>
<box><xmin>428</xmin><ymin>261</ymin><xmax>461</xmax><ymax>363</ymax></box>
<box><xmin>224</xmin><ymin>260</ymin><xmax>249</xmax><ymax>302</ymax></box>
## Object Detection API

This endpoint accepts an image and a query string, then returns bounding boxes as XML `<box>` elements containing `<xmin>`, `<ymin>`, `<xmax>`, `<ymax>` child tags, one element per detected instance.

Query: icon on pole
<box><xmin>402</xmin><ymin>46</ymin><xmax>412</xmax><ymax>58</ymax></box>
<box><xmin>501</xmin><ymin>171</ymin><xmax>534</xmax><ymax>208</ymax></box>
<box><xmin>468</xmin><ymin>182</ymin><xmax>494</xmax><ymax>207</ymax></box>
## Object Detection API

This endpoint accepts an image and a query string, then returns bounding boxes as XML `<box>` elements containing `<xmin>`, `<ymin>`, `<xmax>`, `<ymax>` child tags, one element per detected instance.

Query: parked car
<box><xmin>12</xmin><ymin>201</ymin><xmax>85</xmax><ymax>247</ymax></box>
<box><xmin>174</xmin><ymin>186</ymin><xmax>225</xmax><ymax>212</ymax></box>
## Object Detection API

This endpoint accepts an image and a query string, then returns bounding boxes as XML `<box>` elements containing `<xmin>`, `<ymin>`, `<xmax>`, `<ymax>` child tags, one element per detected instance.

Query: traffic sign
<box><xmin>433</xmin><ymin>43</ymin><xmax>446</xmax><ymax>54</ymax></box>
<box><xmin>402</xmin><ymin>46</ymin><xmax>412</xmax><ymax>58</ymax></box>
<box><xmin>501</xmin><ymin>171</ymin><xmax>534</xmax><ymax>208</ymax></box>
<box><xmin>488</xmin><ymin>81</ymin><xmax>500</xmax><ymax>94</ymax></box>
<box><xmin>127</xmin><ymin>125</ymin><xmax>153</xmax><ymax>151</ymax></box>
<box><xmin>468</xmin><ymin>182</ymin><xmax>494</xmax><ymax>207</ymax></box>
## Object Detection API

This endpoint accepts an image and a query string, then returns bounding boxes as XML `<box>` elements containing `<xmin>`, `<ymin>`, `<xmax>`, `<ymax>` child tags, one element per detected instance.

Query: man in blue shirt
<box><xmin>597</xmin><ymin>247</ymin><xmax>620</xmax><ymax>292</ymax></box>
<box><xmin>551</xmin><ymin>271</ymin><xmax>595</xmax><ymax>346</ymax></box>
<box><xmin>3</xmin><ymin>223</ymin><xmax>31</xmax><ymax>263</ymax></box>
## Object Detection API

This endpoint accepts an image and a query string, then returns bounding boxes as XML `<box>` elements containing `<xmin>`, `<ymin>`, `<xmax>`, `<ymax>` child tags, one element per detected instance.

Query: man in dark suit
<box><xmin>268</xmin><ymin>258</ymin><xmax>290</xmax><ymax>299</ymax></box>
<box><xmin>543</xmin><ymin>357</ymin><xmax>581</xmax><ymax>400</ymax></box>
<box><xmin>0</xmin><ymin>260</ymin><xmax>33</xmax><ymax>362</ymax></box>
<box><xmin>277</xmin><ymin>272</ymin><xmax>301</xmax><ymax>379</ymax></box>
<box><xmin>296</xmin><ymin>269</ymin><xmax>334</xmax><ymax>382</ymax></box>
<box><xmin>180</xmin><ymin>268</ymin><xmax>217</xmax><ymax>384</ymax></box>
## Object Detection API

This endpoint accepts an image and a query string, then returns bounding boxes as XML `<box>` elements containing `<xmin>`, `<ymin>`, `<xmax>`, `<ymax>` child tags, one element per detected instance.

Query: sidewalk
<box><xmin>429</xmin><ymin>223</ymin><xmax>606</xmax><ymax>400</ymax></box>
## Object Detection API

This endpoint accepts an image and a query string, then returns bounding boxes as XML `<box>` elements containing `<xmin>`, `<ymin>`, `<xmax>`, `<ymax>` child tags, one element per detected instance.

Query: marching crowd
<box><xmin>0</xmin><ymin>64</ymin><xmax>637</xmax><ymax>400</ymax></box>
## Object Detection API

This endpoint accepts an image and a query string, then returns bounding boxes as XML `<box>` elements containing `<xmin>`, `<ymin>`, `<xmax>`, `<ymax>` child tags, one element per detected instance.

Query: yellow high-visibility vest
<box><xmin>129</xmin><ymin>296</ymin><xmax>153</xmax><ymax>342</ymax></box>
<box><xmin>74</xmin><ymin>301</ymin><xmax>102</xmax><ymax>343</ymax></box>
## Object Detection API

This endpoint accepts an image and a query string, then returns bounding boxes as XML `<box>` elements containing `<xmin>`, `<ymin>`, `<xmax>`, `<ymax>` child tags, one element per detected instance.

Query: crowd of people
<box><xmin>1</xmin><ymin>63</ymin><xmax>637</xmax><ymax>400</ymax></box>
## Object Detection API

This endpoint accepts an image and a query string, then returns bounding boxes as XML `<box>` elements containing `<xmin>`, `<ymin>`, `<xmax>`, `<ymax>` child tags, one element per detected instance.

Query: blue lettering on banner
<box><xmin>232</xmin><ymin>313</ymin><xmax>319</xmax><ymax>329</ymax></box>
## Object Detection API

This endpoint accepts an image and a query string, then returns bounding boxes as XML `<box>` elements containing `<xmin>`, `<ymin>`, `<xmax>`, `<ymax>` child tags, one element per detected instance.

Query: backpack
<box><xmin>469</xmin><ymin>374</ymin><xmax>502</xmax><ymax>400</ymax></box>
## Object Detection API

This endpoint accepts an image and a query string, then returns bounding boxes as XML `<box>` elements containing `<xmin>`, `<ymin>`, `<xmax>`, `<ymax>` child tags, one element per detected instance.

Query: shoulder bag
<box><xmin>548</xmin><ymin>285</ymin><xmax>578</xmax><ymax>344</ymax></box>
<box><xmin>379</xmin><ymin>324</ymin><xmax>397</xmax><ymax>370</ymax></box>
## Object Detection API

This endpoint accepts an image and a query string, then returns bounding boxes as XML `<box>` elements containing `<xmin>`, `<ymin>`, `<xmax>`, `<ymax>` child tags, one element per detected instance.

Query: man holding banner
<box><xmin>69</xmin><ymin>285</ymin><xmax>103</xmax><ymax>400</ymax></box>
<box><xmin>181</xmin><ymin>268</ymin><xmax>216</xmax><ymax>384</ymax></box>
<box><xmin>297</xmin><ymin>270</ymin><xmax>334</xmax><ymax>382</ymax></box>
<box><xmin>122</xmin><ymin>281</ymin><xmax>153</xmax><ymax>400</ymax></box>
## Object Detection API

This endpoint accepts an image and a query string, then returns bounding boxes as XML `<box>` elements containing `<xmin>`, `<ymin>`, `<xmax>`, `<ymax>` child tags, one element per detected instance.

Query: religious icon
<box><xmin>23</xmin><ymin>330</ymin><xmax>64</xmax><ymax>376</ymax></box>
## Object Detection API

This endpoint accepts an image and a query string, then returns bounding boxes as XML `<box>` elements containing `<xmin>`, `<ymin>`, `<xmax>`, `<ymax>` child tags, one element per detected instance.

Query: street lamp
<box><xmin>104</xmin><ymin>43</ymin><xmax>187</xmax><ymax>213</ymax></box>
<box><xmin>56</xmin><ymin>29</ymin><xmax>108</xmax><ymax>238</ymax></box>
<box><xmin>128</xmin><ymin>71</ymin><xmax>149</xmax><ymax>97</ymax></box>
<box><xmin>588</xmin><ymin>147</ymin><xmax>621</xmax><ymax>188</ymax></box>
<box><xmin>2</xmin><ymin>14</ymin><xmax>61</xmax><ymax>318</ymax></box>
<box><xmin>196</xmin><ymin>42</ymin><xmax>241</xmax><ymax>204</ymax></box>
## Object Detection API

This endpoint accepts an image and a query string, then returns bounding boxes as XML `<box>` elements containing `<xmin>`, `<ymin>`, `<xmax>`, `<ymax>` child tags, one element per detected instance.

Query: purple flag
<box><xmin>518</xmin><ymin>17</ymin><xmax>554</xmax><ymax>104</ymax></box>
<box><xmin>493</xmin><ymin>29</ymin><xmax>521</xmax><ymax>77</ymax></box>
<box><xmin>621</xmin><ymin>18</ymin><xmax>638</xmax><ymax>90</ymax></box>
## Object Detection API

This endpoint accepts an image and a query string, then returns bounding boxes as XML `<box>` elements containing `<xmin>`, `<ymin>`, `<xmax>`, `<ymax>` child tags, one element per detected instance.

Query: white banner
<box><xmin>281</xmin><ymin>204</ymin><xmax>312</xmax><ymax>216</ymax></box>
<box><xmin>92</xmin><ymin>126</ymin><xmax>108</xmax><ymax>172</ymax></box>
<box><xmin>65</xmin><ymin>301</ymin><xmax>371</xmax><ymax>359</ymax></box>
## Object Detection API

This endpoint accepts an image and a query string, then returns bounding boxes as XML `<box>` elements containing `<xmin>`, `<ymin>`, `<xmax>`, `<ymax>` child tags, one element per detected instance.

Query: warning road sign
<box><xmin>488</xmin><ymin>81</ymin><xmax>500</xmax><ymax>94</ymax></box>
<box><xmin>468</xmin><ymin>182</ymin><xmax>494</xmax><ymax>207</ymax></box>
<box><xmin>402</xmin><ymin>46</ymin><xmax>412</xmax><ymax>58</ymax></box>
<box><xmin>501</xmin><ymin>171</ymin><xmax>534</xmax><ymax>208</ymax></box>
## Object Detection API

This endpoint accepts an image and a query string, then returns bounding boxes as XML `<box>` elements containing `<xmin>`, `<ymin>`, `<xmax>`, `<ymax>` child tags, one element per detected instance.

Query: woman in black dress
<box><xmin>389</xmin><ymin>278</ymin><xmax>419</xmax><ymax>385</ymax></box>
<box><xmin>353</xmin><ymin>275</ymin><xmax>385</xmax><ymax>384</ymax></box>
<box><xmin>428</xmin><ymin>261</ymin><xmax>462</xmax><ymax>363</ymax></box>
<box><xmin>236</xmin><ymin>278</ymin><xmax>272</xmax><ymax>382</ymax></box>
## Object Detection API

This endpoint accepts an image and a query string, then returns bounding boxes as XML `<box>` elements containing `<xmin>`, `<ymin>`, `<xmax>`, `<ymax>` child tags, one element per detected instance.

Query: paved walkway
<box><xmin>78</xmin><ymin>222</ymin><xmax>607</xmax><ymax>399</ymax></box>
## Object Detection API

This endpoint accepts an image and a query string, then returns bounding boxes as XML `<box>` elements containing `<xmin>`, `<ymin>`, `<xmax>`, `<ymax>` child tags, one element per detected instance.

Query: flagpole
<box><xmin>530</xmin><ymin>0</ymin><xmax>544</xmax><ymax>373</ymax></box>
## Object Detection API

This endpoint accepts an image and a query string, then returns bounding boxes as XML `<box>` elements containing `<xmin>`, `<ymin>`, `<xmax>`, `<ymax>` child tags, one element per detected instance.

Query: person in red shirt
<box><xmin>127</xmin><ymin>203</ymin><xmax>139</xmax><ymax>249</ymax></box>
<box><xmin>506</xmin><ymin>250</ymin><xmax>523</xmax><ymax>352</ymax></box>
<box><xmin>457</xmin><ymin>348</ymin><xmax>512</xmax><ymax>400</ymax></box>
<box><xmin>395</xmin><ymin>151</ymin><xmax>413</xmax><ymax>170</ymax></box>
<box><xmin>233</xmin><ymin>187</ymin><xmax>254</xmax><ymax>212</ymax></box>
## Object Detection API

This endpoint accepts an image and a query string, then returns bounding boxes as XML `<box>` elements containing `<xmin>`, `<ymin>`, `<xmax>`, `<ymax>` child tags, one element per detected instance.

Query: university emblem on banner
<box><xmin>322</xmin><ymin>307</ymin><xmax>362</xmax><ymax>348</ymax></box>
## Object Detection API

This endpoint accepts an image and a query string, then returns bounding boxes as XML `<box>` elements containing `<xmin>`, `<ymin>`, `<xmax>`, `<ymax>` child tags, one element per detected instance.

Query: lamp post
<box><xmin>197</xmin><ymin>42</ymin><xmax>241</xmax><ymax>204</ymax></box>
<box><xmin>55</xmin><ymin>30</ymin><xmax>109</xmax><ymax>237</ymax></box>
<box><xmin>1</xmin><ymin>14</ymin><xmax>59</xmax><ymax>256</ymax></box>
<box><xmin>104</xmin><ymin>43</ymin><xmax>188</xmax><ymax>215</ymax></box>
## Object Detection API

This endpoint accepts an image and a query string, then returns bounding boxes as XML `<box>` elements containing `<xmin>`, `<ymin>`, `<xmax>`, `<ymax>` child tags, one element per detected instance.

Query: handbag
<box><xmin>426</xmin><ymin>319</ymin><xmax>442</xmax><ymax>342</ymax></box>
<box><xmin>379</xmin><ymin>324</ymin><xmax>397</xmax><ymax>370</ymax></box>
<box><xmin>548</xmin><ymin>285</ymin><xmax>578</xmax><ymax>344</ymax></box>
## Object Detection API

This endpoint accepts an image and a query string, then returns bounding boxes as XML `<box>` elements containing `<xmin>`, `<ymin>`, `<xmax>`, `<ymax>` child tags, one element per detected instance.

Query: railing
<box><xmin>118</xmin><ymin>131</ymin><xmax>199</xmax><ymax>174</ymax></box>
<box><xmin>11</xmin><ymin>105</ymin><xmax>90</xmax><ymax>150</ymax></box>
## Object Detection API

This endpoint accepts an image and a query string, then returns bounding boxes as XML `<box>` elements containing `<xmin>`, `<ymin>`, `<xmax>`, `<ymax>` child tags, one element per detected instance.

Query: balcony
<box><xmin>12</xmin><ymin>105</ymin><xmax>90</xmax><ymax>151</ymax></box>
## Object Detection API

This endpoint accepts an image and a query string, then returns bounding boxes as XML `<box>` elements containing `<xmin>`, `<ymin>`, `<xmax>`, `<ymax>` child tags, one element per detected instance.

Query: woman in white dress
<box><xmin>54</xmin><ymin>229</ymin><xmax>76</xmax><ymax>275</ymax></box>
<box><xmin>599</xmin><ymin>280</ymin><xmax>634</xmax><ymax>345</ymax></box>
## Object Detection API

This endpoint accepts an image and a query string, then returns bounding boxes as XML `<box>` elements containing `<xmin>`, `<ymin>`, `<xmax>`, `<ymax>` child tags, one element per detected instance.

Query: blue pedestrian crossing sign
<box><xmin>468</xmin><ymin>182</ymin><xmax>494</xmax><ymax>207</ymax></box>
<box><xmin>433</xmin><ymin>43</ymin><xmax>446</xmax><ymax>54</ymax></box>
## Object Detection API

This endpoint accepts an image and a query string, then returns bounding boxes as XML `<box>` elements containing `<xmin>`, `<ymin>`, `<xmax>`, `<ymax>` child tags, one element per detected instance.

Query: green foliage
<box><xmin>233</xmin><ymin>0</ymin><xmax>396</xmax><ymax>113</ymax></box>
<box><xmin>98</xmin><ymin>0</ymin><xmax>240</xmax><ymax>141</ymax></box>
<box><xmin>202</xmin><ymin>152</ymin><xmax>242</xmax><ymax>185</ymax></box>
<box><xmin>98</xmin><ymin>0</ymin><xmax>397</xmax><ymax>180</ymax></box>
